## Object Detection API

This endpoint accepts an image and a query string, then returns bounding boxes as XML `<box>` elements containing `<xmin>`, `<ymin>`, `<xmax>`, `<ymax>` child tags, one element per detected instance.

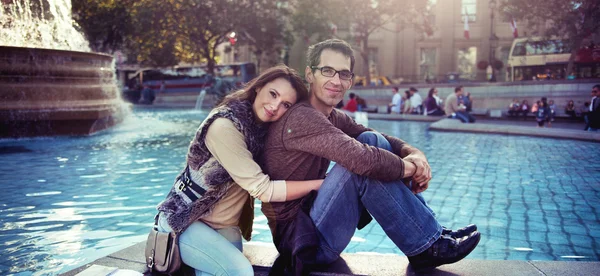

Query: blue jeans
<box><xmin>452</xmin><ymin>111</ymin><xmax>476</xmax><ymax>123</ymax></box>
<box><xmin>157</xmin><ymin>212</ymin><xmax>254</xmax><ymax>276</ymax></box>
<box><xmin>310</xmin><ymin>131</ymin><xmax>442</xmax><ymax>264</ymax></box>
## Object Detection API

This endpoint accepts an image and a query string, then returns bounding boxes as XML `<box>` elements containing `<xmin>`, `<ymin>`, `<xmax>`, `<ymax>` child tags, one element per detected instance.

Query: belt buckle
<box><xmin>177</xmin><ymin>181</ymin><xmax>187</xmax><ymax>191</ymax></box>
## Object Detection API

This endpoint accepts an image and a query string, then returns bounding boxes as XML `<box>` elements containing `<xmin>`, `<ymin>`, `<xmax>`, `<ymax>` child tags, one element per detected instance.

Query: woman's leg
<box><xmin>157</xmin><ymin>213</ymin><xmax>253</xmax><ymax>276</ymax></box>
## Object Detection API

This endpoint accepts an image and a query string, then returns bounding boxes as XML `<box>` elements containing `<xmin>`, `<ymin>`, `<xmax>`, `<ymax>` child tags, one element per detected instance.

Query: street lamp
<box><xmin>489</xmin><ymin>0</ymin><xmax>498</xmax><ymax>82</ymax></box>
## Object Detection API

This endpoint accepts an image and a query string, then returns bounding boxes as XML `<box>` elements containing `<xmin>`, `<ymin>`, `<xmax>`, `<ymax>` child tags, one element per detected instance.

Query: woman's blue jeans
<box><xmin>310</xmin><ymin>131</ymin><xmax>442</xmax><ymax>264</ymax></box>
<box><xmin>157</xmin><ymin>212</ymin><xmax>254</xmax><ymax>276</ymax></box>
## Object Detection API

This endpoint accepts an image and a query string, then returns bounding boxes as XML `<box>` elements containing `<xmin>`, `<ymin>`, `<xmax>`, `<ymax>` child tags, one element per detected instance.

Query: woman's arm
<box><xmin>285</xmin><ymin>180</ymin><xmax>323</xmax><ymax>201</ymax></box>
<box><xmin>204</xmin><ymin>118</ymin><xmax>318</xmax><ymax>203</ymax></box>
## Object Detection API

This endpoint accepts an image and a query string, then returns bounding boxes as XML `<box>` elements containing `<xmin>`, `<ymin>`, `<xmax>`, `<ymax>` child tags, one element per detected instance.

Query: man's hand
<box><xmin>404</xmin><ymin>154</ymin><xmax>432</xmax><ymax>193</ymax></box>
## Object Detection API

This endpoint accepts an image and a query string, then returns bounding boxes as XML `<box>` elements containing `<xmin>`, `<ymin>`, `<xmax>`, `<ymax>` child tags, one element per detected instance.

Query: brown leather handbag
<box><xmin>144</xmin><ymin>214</ymin><xmax>184</xmax><ymax>274</ymax></box>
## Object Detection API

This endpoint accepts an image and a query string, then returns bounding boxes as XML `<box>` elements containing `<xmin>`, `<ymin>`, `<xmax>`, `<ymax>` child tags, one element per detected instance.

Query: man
<box><xmin>445</xmin><ymin>86</ymin><xmax>476</xmax><ymax>123</ymax></box>
<box><xmin>409</xmin><ymin>87</ymin><xmax>423</xmax><ymax>114</ymax></box>
<box><xmin>389</xmin><ymin>87</ymin><xmax>402</xmax><ymax>114</ymax></box>
<box><xmin>343</xmin><ymin>92</ymin><xmax>358</xmax><ymax>112</ymax></box>
<box><xmin>588</xmin><ymin>84</ymin><xmax>600</xmax><ymax>131</ymax></box>
<box><xmin>261</xmin><ymin>39</ymin><xmax>480</xmax><ymax>274</ymax></box>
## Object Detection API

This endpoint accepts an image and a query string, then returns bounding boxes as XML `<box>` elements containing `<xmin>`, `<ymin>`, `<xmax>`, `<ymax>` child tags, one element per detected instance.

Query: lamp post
<box><xmin>489</xmin><ymin>0</ymin><xmax>497</xmax><ymax>82</ymax></box>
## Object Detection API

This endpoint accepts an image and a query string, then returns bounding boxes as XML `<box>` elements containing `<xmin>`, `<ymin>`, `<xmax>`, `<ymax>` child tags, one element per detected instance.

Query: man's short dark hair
<box><xmin>455</xmin><ymin>86</ymin><xmax>463</xmax><ymax>93</ymax></box>
<box><xmin>349</xmin><ymin>92</ymin><xmax>356</xmax><ymax>99</ymax></box>
<box><xmin>593</xmin><ymin>84</ymin><xmax>600</xmax><ymax>91</ymax></box>
<box><xmin>393</xmin><ymin>87</ymin><xmax>399</xmax><ymax>92</ymax></box>
<box><xmin>307</xmin><ymin>39</ymin><xmax>355</xmax><ymax>72</ymax></box>
<box><xmin>409</xmin><ymin>87</ymin><xmax>418</xmax><ymax>92</ymax></box>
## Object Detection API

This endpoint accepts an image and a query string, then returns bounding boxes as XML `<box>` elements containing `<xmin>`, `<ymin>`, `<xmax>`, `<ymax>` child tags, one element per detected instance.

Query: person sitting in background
<box><xmin>444</xmin><ymin>86</ymin><xmax>475</xmax><ymax>123</ymax></box>
<box><xmin>520</xmin><ymin>100</ymin><xmax>530</xmax><ymax>119</ymax></box>
<box><xmin>460</xmin><ymin>92</ymin><xmax>473</xmax><ymax>113</ymax></box>
<box><xmin>356</xmin><ymin>96</ymin><xmax>367</xmax><ymax>112</ymax></box>
<box><xmin>508</xmin><ymin>99</ymin><xmax>520</xmax><ymax>117</ymax></box>
<box><xmin>409</xmin><ymin>87</ymin><xmax>423</xmax><ymax>114</ymax></box>
<box><xmin>403</xmin><ymin>90</ymin><xmax>412</xmax><ymax>114</ymax></box>
<box><xmin>531</xmin><ymin>101</ymin><xmax>540</xmax><ymax>114</ymax></box>
<box><xmin>565</xmin><ymin>100</ymin><xmax>576</xmax><ymax>118</ymax></box>
<box><xmin>343</xmin><ymin>92</ymin><xmax>358</xmax><ymax>112</ymax></box>
<box><xmin>425</xmin><ymin>88</ymin><xmax>445</xmax><ymax>116</ymax></box>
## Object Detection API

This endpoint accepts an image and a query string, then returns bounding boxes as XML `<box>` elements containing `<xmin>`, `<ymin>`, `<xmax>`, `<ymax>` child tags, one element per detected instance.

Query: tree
<box><xmin>72</xmin><ymin>0</ymin><xmax>133</xmax><ymax>53</ymax></box>
<box><xmin>234</xmin><ymin>0</ymin><xmax>294</xmax><ymax>71</ymax></box>
<box><xmin>332</xmin><ymin>0</ymin><xmax>431</xmax><ymax>85</ymax></box>
<box><xmin>288</xmin><ymin>0</ymin><xmax>335</xmax><ymax>44</ymax></box>
<box><xmin>501</xmin><ymin>0</ymin><xmax>600</xmax><ymax>75</ymax></box>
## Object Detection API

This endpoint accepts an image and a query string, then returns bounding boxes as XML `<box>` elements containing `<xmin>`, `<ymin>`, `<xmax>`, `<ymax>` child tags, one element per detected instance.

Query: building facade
<box><xmin>285</xmin><ymin>0</ymin><xmax>528</xmax><ymax>83</ymax></box>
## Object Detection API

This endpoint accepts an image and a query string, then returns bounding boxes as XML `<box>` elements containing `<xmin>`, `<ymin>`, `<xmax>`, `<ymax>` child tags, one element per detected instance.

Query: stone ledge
<box><xmin>430</xmin><ymin>118</ymin><xmax>600</xmax><ymax>142</ymax></box>
<box><xmin>61</xmin><ymin>241</ymin><xmax>600</xmax><ymax>276</ymax></box>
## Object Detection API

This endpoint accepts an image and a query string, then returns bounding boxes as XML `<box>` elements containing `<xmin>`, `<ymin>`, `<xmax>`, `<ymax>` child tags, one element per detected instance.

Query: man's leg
<box><xmin>454</xmin><ymin>112</ymin><xmax>469</xmax><ymax>123</ymax></box>
<box><xmin>310</xmin><ymin>131</ymin><xmax>479</xmax><ymax>268</ymax></box>
<box><xmin>310</xmin><ymin>162</ymin><xmax>442</xmax><ymax>263</ymax></box>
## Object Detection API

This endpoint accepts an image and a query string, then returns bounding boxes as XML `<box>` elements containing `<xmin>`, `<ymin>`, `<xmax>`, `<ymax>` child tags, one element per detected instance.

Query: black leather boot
<box><xmin>408</xmin><ymin>231</ymin><xmax>481</xmax><ymax>270</ymax></box>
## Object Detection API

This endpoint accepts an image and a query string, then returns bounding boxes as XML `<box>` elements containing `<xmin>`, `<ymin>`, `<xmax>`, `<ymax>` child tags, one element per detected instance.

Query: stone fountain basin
<box><xmin>0</xmin><ymin>46</ymin><xmax>128</xmax><ymax>137</ymax></box>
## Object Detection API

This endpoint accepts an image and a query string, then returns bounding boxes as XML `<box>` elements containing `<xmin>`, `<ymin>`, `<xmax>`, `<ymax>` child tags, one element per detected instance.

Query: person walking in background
<box><xmin>425</xmin><ymin>88</ymin><xmax>445</xmax><ymax>116</ymax></box>
<box><xmin>445</xmin><ymin>86</ymin><xmax>475</xmax><ymax>123</ymax></box>
<box><xmin>588</xmin><ymin>84</ymin><xmax>600</xmax><ymax>131</ymax></box>
<box><xmin>535</xmin><ymin>98</ymin><xmax>550</xmax><ymax>128</ymax></box>
<box><xmin>547</xmin><ymin>99</ymin><xmax>556</xmax><ymax>127</ymax></box>
<box><xmin>153</xmin><ymin>65</ymin><xmax>321</xmax><ymax>276</ymax></box>
<box><xmin>343</xmin><ymin>92</ymin><xmax>358</xmax><ymax>112</ymax></box>
<box><xmin>389</xmin><ymin>87</ymin><xmax>402</xmax><ymax>114</ymax></box>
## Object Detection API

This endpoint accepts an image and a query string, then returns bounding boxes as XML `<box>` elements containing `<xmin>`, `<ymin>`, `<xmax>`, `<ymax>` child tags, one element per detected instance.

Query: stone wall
<box><xmin>348</xmin><ymin>80</ymin><xmax>598</xmax><ymax>115</ymax></box>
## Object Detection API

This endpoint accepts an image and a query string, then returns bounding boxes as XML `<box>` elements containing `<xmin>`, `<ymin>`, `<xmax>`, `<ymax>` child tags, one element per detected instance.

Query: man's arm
<box><xmin>280</xmin><ymin>107</ymin><xmax>415</xmax><ymax>182</ymax></box>
<box><xmin>334</xmin><ymin>110</ymin><xmax>432</xmax><ymax>189</ymax></box>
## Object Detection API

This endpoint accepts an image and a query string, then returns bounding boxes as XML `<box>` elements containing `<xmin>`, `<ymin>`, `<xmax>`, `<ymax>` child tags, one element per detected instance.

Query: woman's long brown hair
<box><xmin>217</xmin><ymin>65</ymin><xmax>308</xmax><ymax>108</ymax></box>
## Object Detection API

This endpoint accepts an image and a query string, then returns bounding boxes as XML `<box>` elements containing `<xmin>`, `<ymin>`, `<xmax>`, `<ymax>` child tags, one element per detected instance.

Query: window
<box><xmin>457</xmin><ymin>47</ymin><xmax>477</xmax><ymax>80</ymax></box>
<box><xmin>420</xmin><ymin>48</ymin><xmax>437</xmax><ymax>82</ymax></box>
<box><xmin>498</xmin><ymin>46</ymin><xmax>511</xmax><ymax>81</ymax></box>
<box><xmin>461</xmin><ymin>0</ymin><xmax>476</xmax><ymax>22</ymax></box>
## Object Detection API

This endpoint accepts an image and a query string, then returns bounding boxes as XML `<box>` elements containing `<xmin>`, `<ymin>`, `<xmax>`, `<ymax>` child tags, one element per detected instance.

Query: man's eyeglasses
<box><xmin>311</xmin><ymin>66</ymin><xmax>354</xmax><ymax>80</ymax></box>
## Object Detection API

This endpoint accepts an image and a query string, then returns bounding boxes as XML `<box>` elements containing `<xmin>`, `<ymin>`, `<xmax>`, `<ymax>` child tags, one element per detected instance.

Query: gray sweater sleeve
<box><xmin>280</xmin><ymin>106</ymin><xmax>405</xmax><ymax>181</ymax></box>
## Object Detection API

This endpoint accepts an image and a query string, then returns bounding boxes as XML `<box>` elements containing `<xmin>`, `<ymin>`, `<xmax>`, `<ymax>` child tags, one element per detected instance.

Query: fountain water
<box><xmin>0</xmin><ymin>0</ymin><xmax>127</xmax><ymax>137</ymax></box>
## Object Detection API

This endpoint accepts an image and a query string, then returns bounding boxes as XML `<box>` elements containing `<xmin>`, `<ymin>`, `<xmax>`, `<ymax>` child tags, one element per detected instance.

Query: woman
<box><xmin>154</xmin><ymin>65</ymin><xmax>322</xmax><ymax>275</ymax></box>
<box><xmin>403</xmin><ymin>90</ymin><xmax>412</xmax><ymax>114</ymax></box>
<box><xmin>424</xmin><ymin>88</ymin><xmax>445</xmax><ymax>116</ymax></box>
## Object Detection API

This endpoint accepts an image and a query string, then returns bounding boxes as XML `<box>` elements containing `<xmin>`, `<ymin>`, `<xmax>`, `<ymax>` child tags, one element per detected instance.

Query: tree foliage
<box><xmin>72</xmin><ymin>0</ymin><xmax>133</xmax><ymax>53</ymax></box>
<box><xmin>500</xmin><ymin>0</ymin><xmax>600</xmax><ymax>74</ymax></box>
<box><xmin>73</xmin><ymin>0</ymin><xmax>292</xmax><ymax>71</ymax></box>
<box><xmin>234</xmin><ymin>0</ymin><xmax>294</xmax><ymax>70</ymax></box>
